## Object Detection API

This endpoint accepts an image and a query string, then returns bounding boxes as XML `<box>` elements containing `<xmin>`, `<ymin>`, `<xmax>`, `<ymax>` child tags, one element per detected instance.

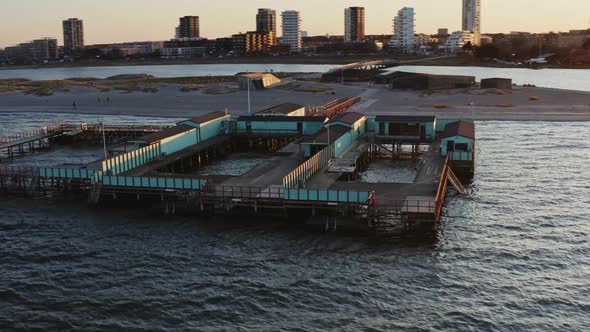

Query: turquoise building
<box><xmin>440</xmin><ymin>121</ymin><xmax>475</xmax><ymax>161</ymax></box>
<box><xmin>370</xmin><ymin>115</ymin><xmax>436</xmax><ymax>142</ymax></box>
<box><xmin>301</xmin><ymin>112</ymin><xmax>366</xmax><ymax>158</ymax></box>
<box><xmin>177</xmin><ymin>111</ymin><xmax>230</xmax><ymax>142</ymax></box>
<box><xmin>235</xmin><ymin>116</ymin><xmax>327</xmax><ymax>136</ymax></box>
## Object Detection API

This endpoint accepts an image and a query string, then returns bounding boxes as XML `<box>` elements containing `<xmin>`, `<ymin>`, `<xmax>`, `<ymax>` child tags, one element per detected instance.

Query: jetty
<box><xmin>0</xmin><ymin>97</ymin><xmax>474</xmax><ymax>235</ymax></box>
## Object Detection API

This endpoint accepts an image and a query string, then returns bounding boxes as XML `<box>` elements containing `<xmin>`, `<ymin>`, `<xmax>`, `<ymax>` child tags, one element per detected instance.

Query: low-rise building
<box><xmin>372</xmin><ymin>115</ymin><xmax>436</xmax><ymax>142</ymax></box>
<box><xmin>3</xmin><ymin>38</ymin><xmax>58</xmax><ymax>61</ymax></box>
<box><xmin>377</xmin><ymin>71</ymin><xmax>475</xmax><ymax>90</ymax></box>
<box><xmin>232</xmin><ymin>31</ymin><xmax>276</xmax><ymax>54</ymax></box>
<box><xmin>446</xmin><ymin>31</ymin><xmax>475</xmax><ymax>53</ymax></box>
<box><xmin>481</xmin><ymin>78</ymin><xmax>512</xmax><ymax>89</ymax></box>
<box><xmin>161</xmin><ymin>39</ymin><xmax>208</xmax><ymax>58</ymax></box>
<box><xmin>238</xmin><ymin>73</ymin><xmax>281</xmax><ymax>90</ymax></box>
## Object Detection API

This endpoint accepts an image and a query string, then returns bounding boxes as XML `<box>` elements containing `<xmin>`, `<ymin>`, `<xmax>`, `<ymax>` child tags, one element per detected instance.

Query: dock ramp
<box><xmin>447</xmin><ymin>167</ymin><xmax>467</xmax><ymax>194</ymax></box>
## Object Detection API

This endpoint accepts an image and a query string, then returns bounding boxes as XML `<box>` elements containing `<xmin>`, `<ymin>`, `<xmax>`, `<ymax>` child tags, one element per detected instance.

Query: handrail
<box><xmin>448</xmin><ymin>151</ymin><xmax>474</xmax><ymax>161</ymax></box>
<box><xmin>434</xmin><ymin>156</ymin><xmax>450</xmax><ymax>220</ymax></box>
<box><xmin>372</xmin><ymin>198</ymin><xmax>437</xmax><ymax>214</ymax></box>
<box><xmin>0</xmin><ymin>121</ymin><xmax>65</xmax><ymax>144</ymax></box>
<box><xmin>282</xmin><ymin>143</ymin><xmax>334</xmax><ymax>188</ymax></box>
<box><xmin>0</xmin><ymin>166</ymin><xmax>40</xmax><ymax>177</ymax></box>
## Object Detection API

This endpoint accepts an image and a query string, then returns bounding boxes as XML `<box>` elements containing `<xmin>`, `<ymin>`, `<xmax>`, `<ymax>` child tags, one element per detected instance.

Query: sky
<box><xmin>1</xmin><ymin>0</ymin><xmax>590</xmax><ymax>47</ymax></box>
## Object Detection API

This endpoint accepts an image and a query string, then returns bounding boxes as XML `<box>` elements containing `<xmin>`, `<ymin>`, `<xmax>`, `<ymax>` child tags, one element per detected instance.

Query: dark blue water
<box><xmin>1</xmin><ymin>120</ymin><xmax>590</xmax><ymax>331</ymax></box>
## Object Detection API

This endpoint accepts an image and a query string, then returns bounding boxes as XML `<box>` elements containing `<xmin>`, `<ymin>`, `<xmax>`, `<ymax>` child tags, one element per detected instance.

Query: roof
<box><xmin>378</xmin><ymin>71</ymin><xmax>475</xmax><ymax>82</ymax></box>
<box><xmin>442</xmin><ymin>121</ymin><xmax>475</xmax><ymax>140</ymax></box>
<box><xmin>481</xmin><ymin>77</ymin><xmax>512</xmax><ymax>81</ymax></box>
<box><xmin>239</xmin><ymin>72</ymin><xmax>278</xmax><ymax>79</ymax></box>
<box><xmin>375</xmin><ymin>115</ymin><xmax>436</xmax><ymax>123</ymax></box>
<box><xmin>237</xmin><ymin>115</ymin><xmax>326</xmax><ymax>122</ymax></box>
<box><xmin>256</xmin><ymin>103</ymin><xmax>304</xmax><ymax>115</ymax></box>
<box><xmin>302</xmin><ymin>125</ymin><xmax>350</xmax><ymax>144</ymax></box>
<box><xmin>186</xmin><ymin>111</ymin><xmax>228</xmax><ymax>125</ymax></box>
<box><xmin>329</xmin><ymin>112</ymin><xmax>365</xmax><ymax>125</ymax></box>
<box><xmin>138</xmin><ymin>124</ymin><xmax>195</xmax><ymax>143</ymax></box>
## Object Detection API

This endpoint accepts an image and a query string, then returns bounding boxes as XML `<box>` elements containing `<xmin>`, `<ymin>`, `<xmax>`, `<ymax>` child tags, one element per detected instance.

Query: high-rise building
<box><xmin>438</xmin><ymin>28</ymin><xmax>449</xmax><ymax>36</ymax></box>
<box><xmin>178</xmin><ymin>16</ymin><xmax>200</xmax><ymax>39</ymax></box>
<box><xmin>281</xmin><ymin>10</ymin><xmax>302</xmax><ymax>54</ymax></box>
<box><xmin>389</xmin><ymin>7</ymin><xmax>415</xmax><ymax>53</ymax></box>
<box><xmin>62</xmin><ymin>18</ymin><xmax>84</xmax><ymax>58</ymax></box>
<box><xmin>257</xmin><ymin>8</ymin><xmax>277</xmax><ymax>34</ymax></box>
<box><xmin>462</xmin><ymin>0</ymin><xmax>481</xmax><ymax>45</ymax></box>
<box><xmin>344</xmin><ymin>7</ymin><xmax>365</xmax><ymax>42</ymax></box>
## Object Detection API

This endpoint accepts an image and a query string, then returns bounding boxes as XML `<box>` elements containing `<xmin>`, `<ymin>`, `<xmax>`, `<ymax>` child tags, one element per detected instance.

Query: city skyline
<box><xmin>2</xmin><ymin>0</ymin><xmax>590</xmax><ymax>47</ymax></box>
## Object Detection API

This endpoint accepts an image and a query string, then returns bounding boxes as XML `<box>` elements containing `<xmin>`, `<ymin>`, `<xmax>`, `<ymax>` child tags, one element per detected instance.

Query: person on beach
<box><xmin>72</xmin><ymin>101</ymin><xmax>77</xmax><ymax>109</ymax></box>
<box><xmin>98</xmin><ymin>97</ymin><xmax>101</xmax><ymax>103</ymax></box>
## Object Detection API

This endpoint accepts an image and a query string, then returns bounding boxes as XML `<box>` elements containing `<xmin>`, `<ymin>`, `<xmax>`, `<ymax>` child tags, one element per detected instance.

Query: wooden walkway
<box><xmin>122</xmin><ymin>135</ymin><xmax>231</xmax><ymax>176</ymax></box>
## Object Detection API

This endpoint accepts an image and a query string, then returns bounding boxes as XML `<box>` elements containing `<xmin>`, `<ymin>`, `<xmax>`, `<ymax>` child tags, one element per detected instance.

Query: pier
<box><xmin>0</xmin><ymin>100</ymin><xmax>474</xmax><ymax>235</ymax></box>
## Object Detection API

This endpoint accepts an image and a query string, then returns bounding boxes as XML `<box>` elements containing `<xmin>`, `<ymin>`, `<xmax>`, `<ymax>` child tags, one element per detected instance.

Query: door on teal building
<box><xmin>446</xmin><ymin>140</ymin><xmax>455</xmax><ymax>152</ymax></box>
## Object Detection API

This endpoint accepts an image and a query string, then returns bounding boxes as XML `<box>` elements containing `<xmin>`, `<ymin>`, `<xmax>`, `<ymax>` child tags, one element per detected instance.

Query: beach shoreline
<box><xmin>3</xmin><ymin>55</ymin><xmax>589</xmax><ymax>72</ymax></box>
<box><xmin>1</xmin><ymin>76</ymin><xmax>589</xmax><ymax>122</ymax></box>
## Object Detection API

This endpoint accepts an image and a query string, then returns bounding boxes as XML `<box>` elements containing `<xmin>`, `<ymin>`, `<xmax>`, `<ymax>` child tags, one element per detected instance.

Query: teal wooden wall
<box><xmin>370</xmin><ymin>119</ymin><xmax>436</xmax><ymax>140</ymax></box>
<box><xmin>284</xmin><ymin>188</ymin><xmax>370</xmax><ymax>203</ymax></box>
<box><xmin>199</xmin><ymin>116</ymin><xmax>230</xmax><ymax>141</ymax></box>
<box><xmin>103</xmin><ymin>175</ymin><xmax>207</xmax><ymax>190</ymax></box>
<box><xmin>235</xmin><ymin>119</ymin><xmax>325</xmax><ymax>136</ymax></box>
<box><xmin>160</xmin><ymin>129</ymin><xmax>198</xmax><ymax>155</ymax></box>
<box><xmin>102</xmin><ymin>143</ymin><xmax>162</xmax><ymax>175</ymax></box>
<box><xmin>441</xmin><ymin>135</ymin><xmax>474</xmax><ymax>160</ymax></box>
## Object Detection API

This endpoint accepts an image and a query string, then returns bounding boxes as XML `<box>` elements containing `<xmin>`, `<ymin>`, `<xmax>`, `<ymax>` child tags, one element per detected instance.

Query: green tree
<box><xmin>462</xmin><ymin>41</ymin><xmax>473</xmax><ymax>52</ymax></box>
<box><xmin>475</xmin><ymin>44</ymin><xmax>500</xmax><ymax>58</ymax></box>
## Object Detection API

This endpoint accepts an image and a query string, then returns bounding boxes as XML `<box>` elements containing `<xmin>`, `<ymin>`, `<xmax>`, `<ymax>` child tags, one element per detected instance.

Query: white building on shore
<box><xmin>281</xmin><ymin>10</ymin><xmax>302</xmax><ymax>53</ymax></box>
<box><xmin>389</xmin><ymin>7</ymin><xmax>415</xmax><ymax>53</ymax></box>
<box><xmin>446</xmin><ymin>31</ymin><xmax>475</xmax><ymax>53</ymax></box>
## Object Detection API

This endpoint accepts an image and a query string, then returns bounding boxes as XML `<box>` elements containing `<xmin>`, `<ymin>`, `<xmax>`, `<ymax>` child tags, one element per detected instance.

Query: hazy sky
<box><xmin>2</xmin><ymin>0</ymin><xmax>590</xmax><ymax>47</ymax></box>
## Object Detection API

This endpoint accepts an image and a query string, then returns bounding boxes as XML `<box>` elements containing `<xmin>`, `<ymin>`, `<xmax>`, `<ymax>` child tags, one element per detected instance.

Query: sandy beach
<box><xmin>1</xmin><ymin>77</ymin><xmax>589</xmax><ymax>121</ymax></box>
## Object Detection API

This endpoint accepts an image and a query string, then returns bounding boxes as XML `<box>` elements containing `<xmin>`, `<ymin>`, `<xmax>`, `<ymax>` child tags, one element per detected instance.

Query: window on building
<box><xmin>455</xmin><ymin>143</ymin><xmax>469</xmax><ymax>151</ymax></box>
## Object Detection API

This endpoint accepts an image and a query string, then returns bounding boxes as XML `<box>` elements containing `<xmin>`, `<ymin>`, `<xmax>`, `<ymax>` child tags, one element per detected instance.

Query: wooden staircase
<box><xmin>447</xmin><ymin>167</ymin><xmax>467</xmax><ymax>194</ymax></box>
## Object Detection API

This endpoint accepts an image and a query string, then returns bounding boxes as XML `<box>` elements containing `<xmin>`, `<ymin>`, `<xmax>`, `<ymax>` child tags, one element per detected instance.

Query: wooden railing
<box><xmin>0</xmin><ymin>121</ymin><xmax>65</xmax><ymax>144</ymax></box>
<box><xmin>0</xmin><ymin>166</ymin><xmax>40</xmax><ymax>177</ymax></box>
<box><xmin>372</xmin><ymin>198</ymin><xmax>437</xmax><ymax>214</ymax></box>
<box><xmin>322</xmin><ymin>97</ymin><xmax>361</xmax><ymax>118</ymax></box>
<box><xmin>435</xmin><ymin>156</ymin><xmax>451</xmax><ymax>221</ymax></box>
<box><xmin>283</xmin><ymin>144</ymin><xmax>333</xmax><ymax>188</ymax></box>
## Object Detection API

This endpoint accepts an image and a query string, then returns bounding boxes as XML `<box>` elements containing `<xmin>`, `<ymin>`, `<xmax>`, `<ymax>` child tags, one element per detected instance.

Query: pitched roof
<box><xmin>237</xmin><ymin>116</ymin><xmax>326</xmax><ymax>122</ymax></box>
<box><xmin>138</xmin><ymin>124</ymin><xmax>195</xmax><ymax>143</ymax></box>
<box><xmin>302</xmin><ymin>125</ymin><xmax>350</xmax><ymax>144</ymax></box>
<box><xmin>375</xmin><ymin>115</ymin><xmax>436</xmax><ymax>122</ymax></box>
<box><xmin>187</xmin><ymin>111</ymin><xmax>228</xmax><ymax>125</ymax></box>
<box><xmin>256</xmin><ymin>103</ymin><xmax>304</xmax><ymax>115</ymax></box>
<box><xmin>442</xmin><ymin>121</ymin><xmax>475</xmax><ymax>139</ymax></box>
<box><xmin>329</xmin><ymin>112</ymin><xmax>365</xmax><ymax>125</ymax></box>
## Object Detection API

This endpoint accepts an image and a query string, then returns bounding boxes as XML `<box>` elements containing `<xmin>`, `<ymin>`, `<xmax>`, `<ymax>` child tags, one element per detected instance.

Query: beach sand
<box><xmin>1</xmin><ymin>79</ymin><xmax>589</xmax><ymax>121</ymax></box>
